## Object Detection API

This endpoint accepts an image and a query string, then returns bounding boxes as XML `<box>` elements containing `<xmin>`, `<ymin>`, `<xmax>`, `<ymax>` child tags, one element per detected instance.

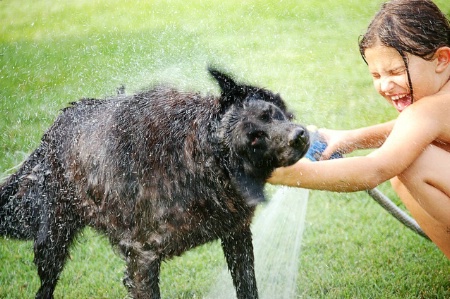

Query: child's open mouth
<box><xmin>391</xmin><ymin>94</ymin><xmax>412</xmax><ymax>112</ymax></box>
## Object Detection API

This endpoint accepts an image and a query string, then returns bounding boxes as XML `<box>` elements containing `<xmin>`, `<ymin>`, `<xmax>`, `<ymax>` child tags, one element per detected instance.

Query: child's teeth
<box><xmin>392</xmin><ymin>94</ymin><xmax>405</xmax><ymax>101</ymax></box>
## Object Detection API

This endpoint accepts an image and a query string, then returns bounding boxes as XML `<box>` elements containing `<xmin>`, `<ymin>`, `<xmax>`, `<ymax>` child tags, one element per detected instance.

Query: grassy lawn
<box><xmin>1</xmin><ymin>0</ymin><xmax>450</xmax><ymax>298</ymax></box>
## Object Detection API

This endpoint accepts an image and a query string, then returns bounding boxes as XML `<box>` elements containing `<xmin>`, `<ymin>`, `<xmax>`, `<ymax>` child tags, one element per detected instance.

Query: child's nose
<box><xmin>380</xmin><ymin>77</ymin><xmax>394</xmax><ymax>93</ymax></box>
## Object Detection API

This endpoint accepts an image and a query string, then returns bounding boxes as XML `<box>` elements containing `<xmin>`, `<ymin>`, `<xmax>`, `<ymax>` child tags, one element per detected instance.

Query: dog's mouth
<box><xmin>278</xmin><ymin>144</ymin><xmax>309</xmax><ymax>167</ymax></box>
<box><xmin>277</xmin><ymin>128</ymin><xmax>310</xmax><ymax>167</ymax></box>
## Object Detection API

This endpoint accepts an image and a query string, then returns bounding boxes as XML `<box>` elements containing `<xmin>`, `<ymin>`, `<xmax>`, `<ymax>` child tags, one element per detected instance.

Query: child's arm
<box><xmin>268</xmin><ymin>102</ymin><xmax>441</xmax><ymax>191</ymax></box>
<box><xmin>320</xmin><ymin>120</ymin><xmax>395</xmax><ymax>159</ymax></box>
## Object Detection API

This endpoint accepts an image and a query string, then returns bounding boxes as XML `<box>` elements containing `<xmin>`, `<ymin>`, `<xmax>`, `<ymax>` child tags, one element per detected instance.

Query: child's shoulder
<box><xmin>399</xmin><ymin>90</ymin><xmax>450</xmax><ymax>124</ymax></box>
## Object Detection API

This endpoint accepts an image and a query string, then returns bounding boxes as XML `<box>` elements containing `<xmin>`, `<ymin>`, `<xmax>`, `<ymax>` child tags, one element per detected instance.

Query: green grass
<box><xmin>1</xmin><ymin>0</ymin><xmax>450</xmax><ymax>298</ymax></box>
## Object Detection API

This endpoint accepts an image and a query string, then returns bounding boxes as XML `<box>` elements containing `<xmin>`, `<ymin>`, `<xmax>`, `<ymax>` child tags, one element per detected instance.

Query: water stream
<box><xmin>205</xmin><ymin>187</ymin><xmax>309</xmax><ymax>299</ymax></box>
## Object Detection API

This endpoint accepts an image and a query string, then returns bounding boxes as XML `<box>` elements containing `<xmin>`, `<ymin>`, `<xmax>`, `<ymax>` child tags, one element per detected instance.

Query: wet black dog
<box><xmin>0</xmin><ymin>68</ymin><xmax>309</xmax><ymax>299</ymax></box>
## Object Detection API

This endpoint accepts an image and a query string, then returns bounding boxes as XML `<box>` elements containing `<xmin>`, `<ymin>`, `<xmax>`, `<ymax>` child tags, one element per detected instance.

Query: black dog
<box><xmin>0</xmin><ymin>68</ymin><xmax>309</xmax><ymax>299</ymax></box>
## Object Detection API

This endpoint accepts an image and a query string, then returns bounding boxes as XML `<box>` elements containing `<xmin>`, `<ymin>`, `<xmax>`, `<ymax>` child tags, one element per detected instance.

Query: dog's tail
<box><xmin>0</xmin><ymin>152</ymin><xmax>42</xmax><ymax>240</ymax></box>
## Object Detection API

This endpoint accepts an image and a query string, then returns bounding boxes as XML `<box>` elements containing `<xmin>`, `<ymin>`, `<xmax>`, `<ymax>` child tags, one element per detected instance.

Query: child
<box><xmin>268</xmin><ymin>0</ymin><xmax>450</xmax><ymax>258</ymax></box>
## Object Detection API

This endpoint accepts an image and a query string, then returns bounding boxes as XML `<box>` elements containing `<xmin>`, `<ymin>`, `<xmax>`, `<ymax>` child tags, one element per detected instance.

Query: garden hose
<box><xmin>367</xmin><ymin>188</ymin><xmax>430</xmax><ymax>240</ymax></box>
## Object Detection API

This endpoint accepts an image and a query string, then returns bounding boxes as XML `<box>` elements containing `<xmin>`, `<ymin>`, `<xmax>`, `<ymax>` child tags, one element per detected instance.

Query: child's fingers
<box><xmin>320</xmin><ymin>143</ymin><xmax>342</xmax><ymax>160</ymax></box>
<box><xmin>317</xmin><ymin>128</ymin><xmax>338</xmax><ymax>160</ymax></box>
<box><xmin>304</xmin><ymin>126</ymin><xmax>343</xmax><ymax>161</ymax></box>
<box><xmin>320</xmin><ymin>146</ymin><xmax>334</xmax><ymax>160</ymax></box>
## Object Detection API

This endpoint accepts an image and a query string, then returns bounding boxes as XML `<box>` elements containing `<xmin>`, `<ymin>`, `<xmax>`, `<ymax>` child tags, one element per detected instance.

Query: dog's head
<box><xmin>209</xmin><ymin>67</ymin><xmax>294</xmax><ymax>119</ymax></box>
<box><xmin>210</xmin><ymin>67</ymin><xmax>309</xmax><ymax>205</ymax></box>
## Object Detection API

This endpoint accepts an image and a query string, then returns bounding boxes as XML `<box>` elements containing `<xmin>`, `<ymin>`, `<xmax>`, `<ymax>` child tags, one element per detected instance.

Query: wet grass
<box><xmin>1</xmin><ymin>0</ymin><xmax>450</xmax><ymax>298</ymax></box>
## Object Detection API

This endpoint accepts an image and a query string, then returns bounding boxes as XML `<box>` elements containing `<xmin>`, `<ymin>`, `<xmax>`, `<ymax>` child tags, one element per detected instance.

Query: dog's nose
<box><xmin>288</xmin><ymin>127</ymin><xmax>307</xmax><ymax>147</ymax></box>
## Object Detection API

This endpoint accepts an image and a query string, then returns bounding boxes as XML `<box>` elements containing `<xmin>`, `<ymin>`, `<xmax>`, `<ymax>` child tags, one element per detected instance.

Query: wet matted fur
<box><xmin>0</xmin><ymin>68</ymin><xmax>309</xmax><ymax>299</ymax></box>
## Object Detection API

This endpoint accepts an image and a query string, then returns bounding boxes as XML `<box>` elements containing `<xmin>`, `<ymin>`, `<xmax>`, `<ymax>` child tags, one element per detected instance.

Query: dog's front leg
<box><xmin>221</xmin><ymin>227</ymin><xmax>258</xmax><ymax>299</ymax></box>
<box><xmin>122</xmin><ymin>241</ymin><xmax>162</xmax><ymax>299</ymax></box>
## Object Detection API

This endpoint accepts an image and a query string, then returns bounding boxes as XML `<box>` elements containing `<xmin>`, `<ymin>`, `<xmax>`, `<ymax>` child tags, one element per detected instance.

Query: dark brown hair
<box><xmin>359</xmin><ymin>0</ymin><xmax>450</xmax><ymax>101</ymax></box>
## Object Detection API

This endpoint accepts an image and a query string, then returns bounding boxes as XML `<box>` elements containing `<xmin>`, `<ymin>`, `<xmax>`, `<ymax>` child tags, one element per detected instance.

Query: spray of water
<box><xmin>205</xmin><ymin>186</ymin><xmax>309</xmax><ymax>299</ymax></box>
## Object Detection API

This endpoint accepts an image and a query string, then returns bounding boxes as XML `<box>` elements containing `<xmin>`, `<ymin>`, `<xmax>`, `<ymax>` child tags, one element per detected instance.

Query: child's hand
<box><xmin>305</xmin><ymin>126</ymin><xmax>358</xmax><ymax>161</ymax></box>
<box><xmin>305</xmin><ymin>126</ymin><xmax>343</xmax><ymax>161</ymax></box>
<box><xmin>318</xmin><ymin>128</ymin><xmax>358</xmax><ymax>160</ymax></box>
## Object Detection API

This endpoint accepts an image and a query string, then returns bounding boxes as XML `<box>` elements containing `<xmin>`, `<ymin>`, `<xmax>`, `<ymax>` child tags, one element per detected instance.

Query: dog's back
<box><xmin>0</xmin><ymin>88</ymin><xmax>220</xmax><ymax>241</ymax></box>
<box><xmin>0</xmin><ymin>98</ymin><xmax>113</xmax><ymax>240</ymax></box>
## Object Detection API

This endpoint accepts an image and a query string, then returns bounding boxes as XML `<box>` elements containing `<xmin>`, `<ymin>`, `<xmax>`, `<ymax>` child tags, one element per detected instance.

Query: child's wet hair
<box><xmin>359</xmin><ymin>0</ymin><xmax>450</xmax><ymax>101</ymax></box>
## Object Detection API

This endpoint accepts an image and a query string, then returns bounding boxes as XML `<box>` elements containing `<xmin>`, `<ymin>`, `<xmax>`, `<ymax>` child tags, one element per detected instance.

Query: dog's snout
<box><xmin>288</xmin><ymin>127</ymin><xmax>308</xmax><ymax>147</ymax></box>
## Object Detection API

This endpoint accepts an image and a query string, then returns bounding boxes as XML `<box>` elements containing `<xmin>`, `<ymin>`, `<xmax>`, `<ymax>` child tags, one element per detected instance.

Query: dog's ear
<box><xmin>208</xmin><ymin>67</ymin><xmax>247</xmax><ymax>109</ymax></box>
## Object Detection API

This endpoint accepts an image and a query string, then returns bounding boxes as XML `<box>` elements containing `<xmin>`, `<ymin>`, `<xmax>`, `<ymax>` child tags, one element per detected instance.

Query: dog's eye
<box><xmin>259</xmin><ymin>110</ymin><xmax>271</xmax><ymax>122</ymax></box>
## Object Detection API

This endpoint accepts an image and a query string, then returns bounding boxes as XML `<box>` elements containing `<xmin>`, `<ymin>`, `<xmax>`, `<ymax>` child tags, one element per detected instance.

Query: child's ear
<box><xmin>435</xmin><ymin>47</ymin><xmax>450</xmax><ymax>73</ymax></box>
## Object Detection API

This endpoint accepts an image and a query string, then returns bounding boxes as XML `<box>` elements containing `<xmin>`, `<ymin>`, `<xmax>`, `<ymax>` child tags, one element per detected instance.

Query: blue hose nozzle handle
<box><xmin>305</xmin><ymin>131</ymin><xmax>342</xmax><ymax>161</ymax></box>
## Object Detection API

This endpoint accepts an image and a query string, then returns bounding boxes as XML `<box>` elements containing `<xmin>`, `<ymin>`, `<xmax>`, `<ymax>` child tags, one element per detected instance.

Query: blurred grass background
<box><xmin>1</xmin><ymin>0</ymin><xmax>449</xmax><ymax>298</ymax></box>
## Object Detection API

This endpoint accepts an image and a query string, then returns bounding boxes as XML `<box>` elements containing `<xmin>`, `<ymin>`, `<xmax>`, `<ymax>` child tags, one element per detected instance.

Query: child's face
<box><xmin>364</xmin><ymin>45</ymin><xmax>440</xmax><ymax>112</ymax></box>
